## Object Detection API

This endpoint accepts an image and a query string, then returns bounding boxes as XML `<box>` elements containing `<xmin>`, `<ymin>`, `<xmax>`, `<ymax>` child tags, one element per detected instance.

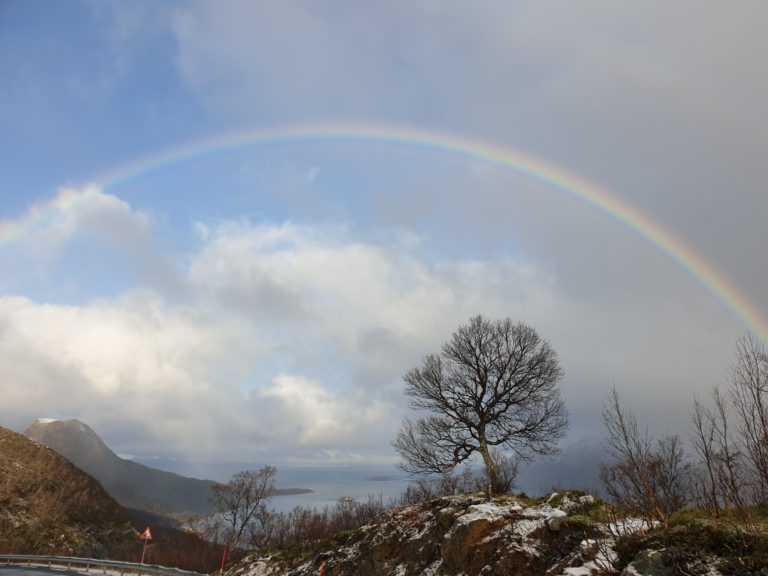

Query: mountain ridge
<box><xmin>22</xmin><ymin>418</ymin><xmax>313</xmax><ymax>524</ymax></box>
<box><xmin>23</xmin><ymin>418</ymin><xmax>218</xmax><ymax>523</ymax></box>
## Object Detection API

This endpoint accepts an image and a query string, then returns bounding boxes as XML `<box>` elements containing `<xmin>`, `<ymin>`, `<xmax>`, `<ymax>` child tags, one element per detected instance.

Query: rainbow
<box><xmin>0</xmin><ymin>186</ymin><xmax>103</xmax><ymax>250</ymax></box>
<box><xmin>2</xmin><ymin>122</ymin><xmax>766</xmax><ymax>342</ymax></box>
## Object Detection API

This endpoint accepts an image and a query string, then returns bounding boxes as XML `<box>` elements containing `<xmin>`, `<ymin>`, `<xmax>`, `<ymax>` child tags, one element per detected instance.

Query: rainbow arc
<box><xmin>2</xmin><ymin>122</ymin><xmax>765</xmax><ymax>342</ymax></box>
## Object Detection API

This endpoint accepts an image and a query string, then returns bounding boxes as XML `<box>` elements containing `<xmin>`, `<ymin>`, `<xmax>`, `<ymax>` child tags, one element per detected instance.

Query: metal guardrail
<box><xmin>0</xmin><ymin>555</ymin><xmax>207</xmax><ymax>576</ymax></box>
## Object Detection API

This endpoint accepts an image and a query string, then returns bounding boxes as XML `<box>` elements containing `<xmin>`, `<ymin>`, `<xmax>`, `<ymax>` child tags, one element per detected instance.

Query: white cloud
<box><xmin>255</xmin><ymin>374</ymin><xmax>391</xmax><ymax>449</ymax></box>
<box><xmin>187</xmin><ymin>219</ymin><xmax>558</xmax><ymax>384</ymax></box>
<box><xmin>0</xmin><ymin>292</ymin><xmax>254</xmax><ymax>457</ymax></box>
<box><xmin>0</xmin><ymin>209</ymin><xmax>566</xmax><ymax>466</ymax></box>
<box><xmin>193</xmin><ymin>221</ymin><xmax>210</xmax><ymax>242</ymax></box>
<box><xmin>0</xmin><ymin>190</ymin><xmax>750</xmax><ymax>470</ymax></box>
<box><xmin>0</xmin><ymin>185</ymin><xmax>151</xmax><ymax>258</ymax></box>
<box><xmin>0</xmin><ymin>185</ymin><xmax>188</xmax><ymax>299</ymax></box>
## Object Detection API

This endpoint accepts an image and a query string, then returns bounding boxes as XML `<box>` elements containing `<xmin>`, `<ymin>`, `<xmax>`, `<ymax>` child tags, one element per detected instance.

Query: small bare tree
<box><xmin>600</xmin><ymin>385</ymin><xmax>691</xmax><ymax>528</ymax></box>
<box><xmin>729</xmin><ymin>333</ymin><xmax>768</xmax><ymax>502</ymax></box>
<box><xmin>393</xmin><ymin>315</ymin><xmax>567</xmax><ymax>494</ymax></box>
<box><xmin>690</xmin><ymin>386</ymin><xmax>747</xmax><ymax>514</ymax></box>
<box><xmin>711</xmin><ymin>386</ymin><xmax>747</xmax><ymax>510</ymax></box>
<box><xmin>690</xmin><ymin>392</ymin><xmax>722</xmax><ymax>514</ymax></box>
<box><xmin>485</xmin><ymin>449</ymin><xmax>519</xmax><ymax>495</ymax></box>
<box><xmin>210</xmin><ymin>466</ymin><xmax>276</xmax><ymax>550</ymax></box>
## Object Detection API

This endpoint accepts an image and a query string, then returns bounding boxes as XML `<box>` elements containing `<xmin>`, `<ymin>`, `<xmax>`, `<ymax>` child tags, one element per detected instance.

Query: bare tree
<box><xmin>729</xmin><ymin>333</ymin><xmax>768</xmax><ymax>502</ymax></box>
<box><xmin>711</xmin><ymin>386</ymin><xmax>747</xmax><ymax>510</ymax></box>
<box><xmin>393</xmin><ymin>315</ymin><xmax>567</xmax><ymax>494</ymax></box>
<box><xmin>690</xmin><ymin>386</ymin><xmax>748</xmax><ymax>514</ymax></box>
<box><xmin>653</xmin><ymin>434</ymin><xmax>691</xmax><ymax>514</ymax></box>
<box><xmin>600</xmin><ymin>385</ymin><xmax>691</xmax><ymax>528</ymax></box>
<box><xmin>690</xmin><ymin>392</ymin><xmax>721</xmax><ymax>514</ymax></box>
<box><xmin>209</xmin><ymin>466</ymin><xmax>276</xmax><ymax>550</ymax></box>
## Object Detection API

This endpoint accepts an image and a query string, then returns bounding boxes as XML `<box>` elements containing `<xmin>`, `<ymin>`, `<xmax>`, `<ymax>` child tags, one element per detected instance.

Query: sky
<box><xmin>1</xmin><ymin>1</ymin><xmax>767</xmax><ymax>482</ymax></box>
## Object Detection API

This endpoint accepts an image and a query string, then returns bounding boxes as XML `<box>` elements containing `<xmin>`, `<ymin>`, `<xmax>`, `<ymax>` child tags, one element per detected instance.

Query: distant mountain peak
<box><xmin>34</xmin><ymin>417</ymin><xmax>61</xmax><ymax>424</ymax></box>
<box><xmin>22</xmin><ymin>417</ymin><xmax>217</xmax><ymax>522</ymax></box>
<box><xmin>24</xmin><ymin>418</ymin><xmax>115</xmax><ymax>463</ymax></box>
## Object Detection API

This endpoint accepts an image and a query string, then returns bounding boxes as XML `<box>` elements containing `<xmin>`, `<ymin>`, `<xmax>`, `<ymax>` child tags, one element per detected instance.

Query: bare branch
<box><xmin>210</xmin><ymin>466</ymin><xmax>277</xmax><ymax>550</ymax></box>
<box><xmin>600</xmin><ymin>385</ymin><xmax>691</xmax><ymax>527</ymax></box>
<box><xmin>393</xmin><ymin>315</ymin><xmax>567</xmax><ymax>494</ymax></box>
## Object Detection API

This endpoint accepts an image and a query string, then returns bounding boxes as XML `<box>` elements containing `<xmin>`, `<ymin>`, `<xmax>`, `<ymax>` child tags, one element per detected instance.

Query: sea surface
<box><xmin>268</xmin><ymin>465</ymin><xmax>413</xmax><ymax>514</ymax></box>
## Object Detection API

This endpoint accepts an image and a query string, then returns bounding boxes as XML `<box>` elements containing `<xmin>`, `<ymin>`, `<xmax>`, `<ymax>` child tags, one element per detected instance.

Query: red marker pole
<box><xmin>219</xmin><ymin>549</ymin><xmax>226</xmax><ymax>576</ymax></box>
<box><xmin>319</xmin><ymin>560</ymin><xmax>325</xmax><ymax>576</ymax></box>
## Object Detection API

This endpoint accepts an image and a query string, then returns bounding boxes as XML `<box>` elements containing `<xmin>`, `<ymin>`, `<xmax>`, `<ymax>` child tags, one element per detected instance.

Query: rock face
<box><xmin>222</xmin><ymin>489</ymin><xmax>751</xmax><ymax>576</ymax></box>
<box><xmin>619</xmin><ymin>547</ymin><xmax>727</xmax><ymax>576</ymax></box>
<box><xmin>620</xmin><ymin>549</ymin><xmax>677</xmax><ymax>576</ymax></box>
<box><xmin>227</xmin><ymin>495</ymin><xmax>604</xmax><ymax>576</ymax></box>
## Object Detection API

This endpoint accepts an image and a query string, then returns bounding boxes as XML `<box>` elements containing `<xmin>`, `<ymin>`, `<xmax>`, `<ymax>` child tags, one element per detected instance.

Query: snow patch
<box><xmin>560</xmin><ymin>563</ymin><xmax>601</xmax><ymax>576</ymax></box>
<box><xmin>421</xmin><ymin>559</ymin><xmax>443</xmax><ymax>576</ymax></box>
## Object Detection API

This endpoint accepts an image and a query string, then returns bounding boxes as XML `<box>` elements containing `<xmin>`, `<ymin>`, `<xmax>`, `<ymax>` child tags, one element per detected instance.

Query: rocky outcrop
<box><xmin>227</xmin><ymin>493</ymin><xmax>607</xmax><ymax>576</ymax></box>
<box><xmin>226</xmin><ymin>489</ymin><xmax>756</xmax><ymax>576</ymax></box>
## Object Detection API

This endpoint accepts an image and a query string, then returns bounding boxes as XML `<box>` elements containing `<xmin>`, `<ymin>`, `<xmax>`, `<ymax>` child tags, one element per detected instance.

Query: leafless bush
<box><xmin>690</xmin><ymin>387</ymin><xmax>747</xmax><ymax>514</ymax></box>
<box><xmin>729</xmin><ymin>333</ymin><xmax>768</xmax><ymax>502</ymax></box>
<box><xmin>600</xmin><ymin>385</ymin><xmax>691</xmax><ymax>527</ymax></box>
<box><xmin>252</xmin><ymin>494</ymin><xmax>387</xmax><ymax>550</ymax></box>
<box><xmin>394</xmin><ymin>464</ymin><xmax>496</xmax><ymax>506</ymax></box>
<box><xmin>201</xmin><ymin>457</ymin><xmax>512</xmax><ymax>554</ymax></box>
<box><xmin>688</xmin><ymin>334</ymin><xmax>768</xmax><ymax>516</ymax></box>
<box><xmin>483</xmin><ymin>449</ymin><xmax>519</xmax><ymax>495</ymax></box>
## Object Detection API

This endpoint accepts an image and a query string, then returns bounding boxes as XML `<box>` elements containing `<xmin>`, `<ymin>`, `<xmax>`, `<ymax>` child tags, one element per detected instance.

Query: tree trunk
<box><xmin>479</xmin><ymin>438</ymin><xmax>500</xmax><ymax>496</ymax></box>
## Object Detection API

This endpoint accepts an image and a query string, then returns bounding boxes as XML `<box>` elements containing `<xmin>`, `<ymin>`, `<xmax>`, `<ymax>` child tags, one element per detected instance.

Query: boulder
<box><xmin>545</xmin><ymin>508</ymin><xmax>568</xmax><ymax>532</ymax></box>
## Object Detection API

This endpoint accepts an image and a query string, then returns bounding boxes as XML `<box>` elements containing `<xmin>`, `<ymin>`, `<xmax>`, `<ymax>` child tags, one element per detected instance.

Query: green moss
<box><xmin>325</xmin><ymin>528</ymin><xmax>357</xmax><ymax>548</ymax></box>
<box><xmin>548</xmin><ymin>493</ymin><xmax>564</xmax><ymax>508</ymax></box>
<box><xmin>668</xmin><ymin>507</ymin><xmax>711</xmax><ymax>525</ymax></box>
<box><xmin>509</xmin><ymin>492</ymin><xmax>543</xmax><ymax>507</ymax></box>
<box><xmin>256</xmin><ymin>543</ymin><xmax>315</xmax><ymax>566</ymax></box>
<box><xmin>615</xmin><ymin>515</ymin><xmax>768</xmax><ymax>573</ymax></box>
<box><xmin>561</xmin><ymin>515</ymin><xmax>602</xmax><ymax>538</ymax></box>
<box><xmin>254</xmin><ymin>526</ymin><xmax>359</xmax><ymax>569</ymax></box>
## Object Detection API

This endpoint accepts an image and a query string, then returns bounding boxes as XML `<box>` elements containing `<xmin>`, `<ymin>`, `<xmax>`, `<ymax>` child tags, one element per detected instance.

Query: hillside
<box><xmin>225</xmin><ymin>491</ymin><xmax>764</xmax><ymax>575</ymax></box>
<box><xmin>23</xmin><ymin>419</ymin><xmax>218</xmax><ymax>522</ymax></box>
<box><xmin>0</xmin><ymin>425</ymin><xmax>136</xmax><ymax>557</ymax></box>
<box><xmin>227</xmin><ymin>492</ymin><xmax>607</xmax><ymax>576</ymax></box>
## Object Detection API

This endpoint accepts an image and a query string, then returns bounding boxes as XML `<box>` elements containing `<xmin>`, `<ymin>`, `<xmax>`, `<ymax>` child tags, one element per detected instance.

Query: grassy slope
<box><xmin>0</xmin><ymin>425</ymin><xmax>135</xmax><ymax>556</ymax></box>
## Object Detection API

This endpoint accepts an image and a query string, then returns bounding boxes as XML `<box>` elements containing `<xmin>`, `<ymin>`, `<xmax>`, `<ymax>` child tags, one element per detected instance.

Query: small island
<box><xmin>273</xmin><ymin>487</ymin><xmax>314</xmax><ymax>496</ymax></box>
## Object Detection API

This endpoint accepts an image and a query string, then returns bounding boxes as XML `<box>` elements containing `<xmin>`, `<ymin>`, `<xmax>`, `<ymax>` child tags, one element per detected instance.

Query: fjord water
<box><xmin>269</xmin><ymin>465</ymin><xmax>412</xmax><ymax>514</ymax></box>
